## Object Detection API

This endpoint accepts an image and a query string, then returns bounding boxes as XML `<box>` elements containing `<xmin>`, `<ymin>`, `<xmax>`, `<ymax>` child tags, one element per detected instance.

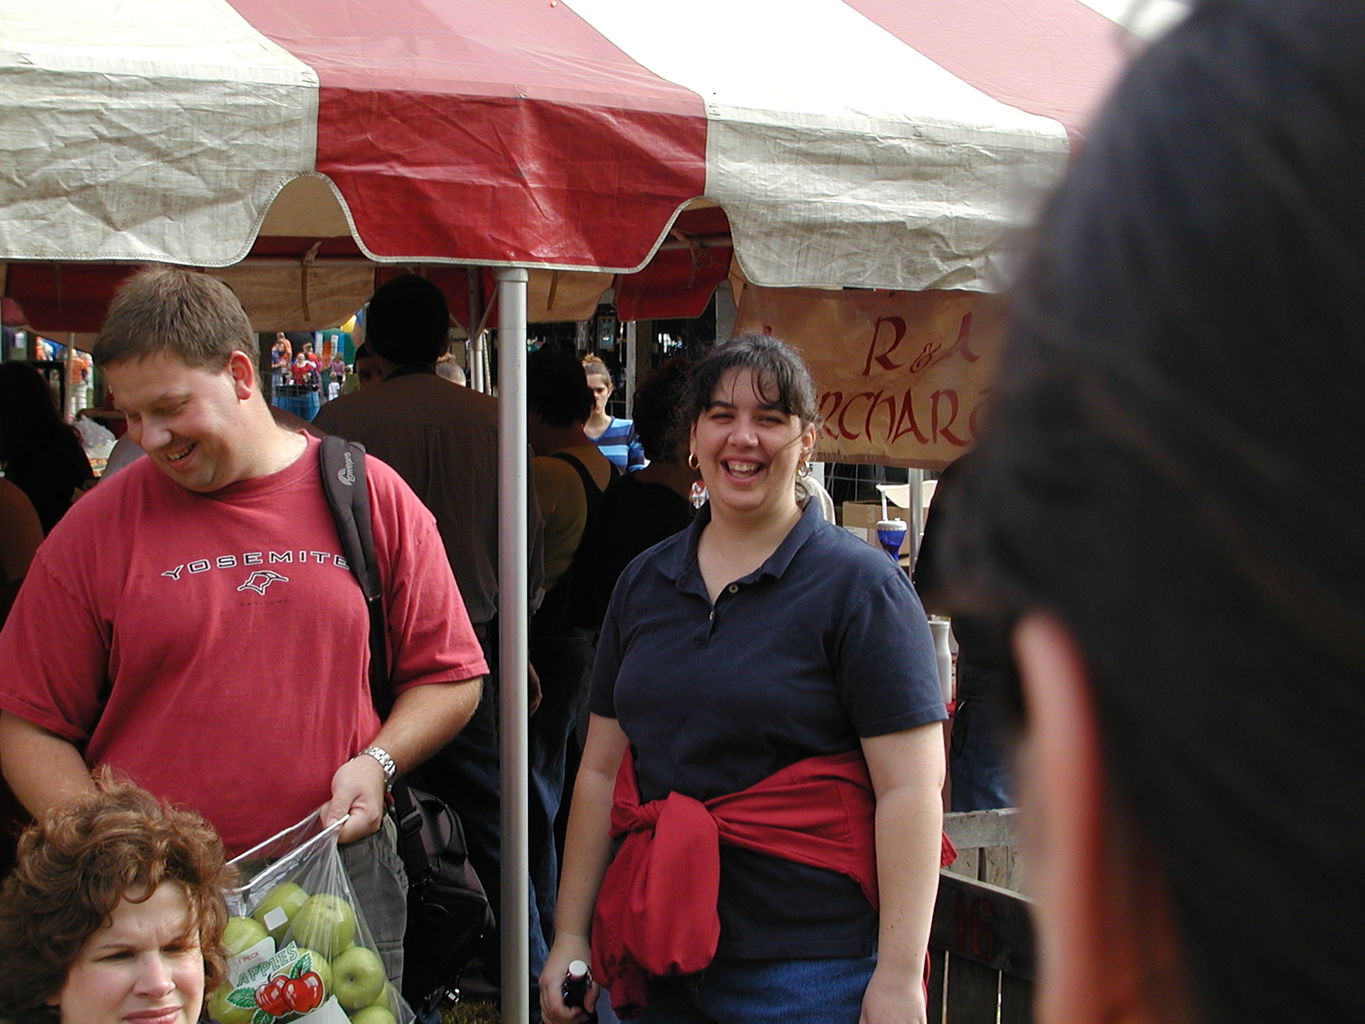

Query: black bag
<box><xmin>320</xmin><ymin>435</ymin><xmax>495</xmax><ymax>1010</ymax></box>
<box><xmin>391</xmin><ymin>782</ymin><xmax>495</xmax><ymax>1009</ymax></box>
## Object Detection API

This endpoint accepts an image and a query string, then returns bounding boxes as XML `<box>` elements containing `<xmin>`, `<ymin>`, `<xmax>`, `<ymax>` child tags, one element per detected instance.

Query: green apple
<box><xmin>222</xmin><ymin>915</ymin><xmax>269</xmax><ymax>958</ymax></box>
<box><xmin>372</xmin><ymin>982</ymin><xmax>396</xmax><ymax>1011</ymax></box>
<box><xmin>294</xmin><ymin>946</ymin><xmax>333</xmax><ymax>995</ymax></box>
<box><xmin>251</xmin><ymin>881</ymin><xmax>309</xmax><ymax>943</ymax></box>
<box><xmin>331</xmin><ymin>945</ymin><xmax>386</xmax><ymax>1011</ymax></box>
<box><xmin>290</xmin><ymin>892</ymin><xmax>357</xmax><ymax>959</ymax></box>
<box><xmin>207</xmin><ymin>982</ymin><xmax>255</xmax><ymax>1024</ymax></box>
<box><xmin>349</xmin><ymin>1005</ymin><xmax>396</xmax><ymax>1024</ymax></box>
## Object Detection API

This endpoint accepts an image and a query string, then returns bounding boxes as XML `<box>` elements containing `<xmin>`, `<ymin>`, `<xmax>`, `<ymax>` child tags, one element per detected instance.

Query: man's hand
<box><xmin>319</xmin><ymin>753</ymin><xmax>387</xmax><ymax>843</ymax></box>
<box><xmin>320</xmin><ymin>677</ymin><xmax>480</xmax><ymax>842</ymax></box>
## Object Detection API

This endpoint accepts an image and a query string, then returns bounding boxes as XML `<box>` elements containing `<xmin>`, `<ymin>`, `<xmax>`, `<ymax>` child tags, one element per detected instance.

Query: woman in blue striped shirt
<box><xmin>583</xmin><ymin>356</ymin><xmax>645</xmax><ymax>471</ymax></box>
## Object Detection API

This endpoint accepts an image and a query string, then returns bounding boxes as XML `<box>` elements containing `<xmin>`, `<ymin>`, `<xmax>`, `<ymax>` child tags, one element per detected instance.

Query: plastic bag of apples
<box><xmin>209</xmin><ymin>812</ymin><xmax>413</xmax><ymax>1024</ymax></box>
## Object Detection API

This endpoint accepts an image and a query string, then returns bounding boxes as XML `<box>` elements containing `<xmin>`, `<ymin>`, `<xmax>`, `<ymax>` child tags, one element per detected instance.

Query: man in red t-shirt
<box><xmin>0</xmin><ymin>267</ymin><xmax>487</xmax><ymax>985</ymax></box>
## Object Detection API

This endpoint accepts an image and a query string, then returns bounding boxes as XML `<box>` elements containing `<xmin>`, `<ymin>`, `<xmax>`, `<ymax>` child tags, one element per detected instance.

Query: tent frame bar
<box><xmin>494</xmin><ymin>267</ymin><xmax>531</xmax><ymax>1024</ymax></box>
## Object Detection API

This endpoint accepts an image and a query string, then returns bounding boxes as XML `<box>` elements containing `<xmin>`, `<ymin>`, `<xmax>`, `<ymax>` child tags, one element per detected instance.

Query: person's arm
<box><xmin>527</xmin><ymin>453</ymin><xmax>547</xmax><ymax>608</ymax></box>
<box><xmin>626</xmin><ymin>433</ymin><xmax>647</xmax><ymax>472</ymax></box>
<box><xmin>858</xmin><ymin>724</ymin><xmax>946</xmax><ymax>1024</ymax></box>
<box><xmin>539</xmin><ymin>713</ymin><xmax>630</xmax><ymax>1024</ymax></box>
<box><xmin>0</xmin><ymin>712</ymin><xmax>96</xmax><ymax>816</ymax></box>
<box><xmin>321</xmin><ymin>676</ymin><xmax>481</xmax><ymax>843</ymax></box>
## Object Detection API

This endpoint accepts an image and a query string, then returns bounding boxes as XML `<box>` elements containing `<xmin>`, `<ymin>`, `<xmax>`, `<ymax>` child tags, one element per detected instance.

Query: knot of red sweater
<box><xmin>589</xmin><ymin>749</ymin><xmax>882</xmax><ymax>1017</ymax></box>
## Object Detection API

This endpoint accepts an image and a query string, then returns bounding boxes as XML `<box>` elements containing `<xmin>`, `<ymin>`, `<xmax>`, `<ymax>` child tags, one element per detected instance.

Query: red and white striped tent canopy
<box><xmin>0</xmin><ymin>0</ymin><xmax>1180</xmax><ymax>334</ymax></box>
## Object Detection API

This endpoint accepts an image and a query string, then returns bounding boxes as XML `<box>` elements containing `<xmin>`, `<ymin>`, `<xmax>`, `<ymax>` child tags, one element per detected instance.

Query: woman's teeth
<box><xmin>726</xmin><ymin>461</ymin><xmax>760</xmax><ymax>477</ymax></box>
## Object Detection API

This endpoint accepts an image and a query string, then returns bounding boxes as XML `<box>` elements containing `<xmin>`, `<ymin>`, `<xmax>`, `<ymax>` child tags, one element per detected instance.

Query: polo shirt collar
<box><xmin>669</xmin><ymin>498</ymin><xmax>824</xmax><ymax>593</ymax></box>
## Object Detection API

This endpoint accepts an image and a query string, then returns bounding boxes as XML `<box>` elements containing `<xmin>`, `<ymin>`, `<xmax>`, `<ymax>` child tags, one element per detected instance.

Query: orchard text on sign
<box><xmin>733</xmin><ymin>287</ymin><xmax>1005</xmax><ymax>469</ymax></box>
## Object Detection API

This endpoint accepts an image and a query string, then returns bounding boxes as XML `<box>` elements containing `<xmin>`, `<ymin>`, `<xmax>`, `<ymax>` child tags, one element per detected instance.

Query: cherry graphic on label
<box><xmin>284</xmin><ymin>972</ymin><xmax>326</xmax><ymax>1013</ymax></box>
<box><xmin>255</xmin><ymin>974</ymin><xmax>291</xmax><ymax>1017</ymax></box>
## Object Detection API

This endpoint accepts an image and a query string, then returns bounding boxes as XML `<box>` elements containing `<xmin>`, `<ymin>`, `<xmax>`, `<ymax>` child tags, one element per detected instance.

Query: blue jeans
<box><xmin>635</xmin><ymin>955</ymin><xmax>878</xmax><ymax>1024</ymax></box>
<box><xmin>948</xmin><ymin>665</ymin><xmax>1015</xmax><ymax>812</ymax></box>
<box><xmin>527</xmin><ymin>629</ymin><xmax>596</xmax><ymax>971</ymax></box>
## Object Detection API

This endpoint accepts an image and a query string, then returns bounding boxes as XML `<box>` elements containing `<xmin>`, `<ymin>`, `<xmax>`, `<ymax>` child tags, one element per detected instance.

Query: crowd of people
<box><xmin>0</xmin><ymin>3</ymin><xmax>1359</xmax><ymax>1024</ymax></box>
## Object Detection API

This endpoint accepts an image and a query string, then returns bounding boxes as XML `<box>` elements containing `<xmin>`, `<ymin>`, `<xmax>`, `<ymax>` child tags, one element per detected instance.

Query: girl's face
<box><xmin>586</xmin><ymin>372</ymin><xmax>612</xmax><ymax>416</ymax></box>
<box><xmin>689</xmin><ymin>367</ymin><xmax>814</xmax><ymax>520</ymax></box>
<box><xmin>53</xmin><ymin>881</ymin><xmax>204</xmax><ymax>1024</ymax></box>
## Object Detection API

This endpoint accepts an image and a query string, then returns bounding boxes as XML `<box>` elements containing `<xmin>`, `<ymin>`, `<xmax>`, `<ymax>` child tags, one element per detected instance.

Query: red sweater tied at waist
<box><xmin>590</xmin><ymin>749</ymin><xmax>885</xmax><ymax>1017</ymax></box>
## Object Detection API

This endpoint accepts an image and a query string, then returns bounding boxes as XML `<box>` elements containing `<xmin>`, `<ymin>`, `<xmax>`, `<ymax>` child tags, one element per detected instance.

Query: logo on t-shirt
<box><xmin>237</xmin><ymin>570</ymin><xmax>290</xmax><ymax>595</ymax></box>
<box><xmin>159</xmin><ymin>550</ymin><xmax>349</xmax><ymax>591</ymax></box>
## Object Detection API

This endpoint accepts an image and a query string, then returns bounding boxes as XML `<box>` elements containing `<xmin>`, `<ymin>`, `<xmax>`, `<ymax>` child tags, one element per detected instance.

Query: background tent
<box><xmin>0</xmin><ymin>0</ymin><xmax>1178</xmax><ymax>1012</ymax></box>
<box><xmin>1</xmin><ymin>0</ymin><xmax>1174</xmax><ymax>323</ymax></box>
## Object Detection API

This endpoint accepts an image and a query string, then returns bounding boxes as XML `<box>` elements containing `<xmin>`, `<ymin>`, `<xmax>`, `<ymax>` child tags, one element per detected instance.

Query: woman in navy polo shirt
<box><xmin>541</xmin><ymin>335</ymin><xmax>946</xmax><ymax>1024</ymax></box>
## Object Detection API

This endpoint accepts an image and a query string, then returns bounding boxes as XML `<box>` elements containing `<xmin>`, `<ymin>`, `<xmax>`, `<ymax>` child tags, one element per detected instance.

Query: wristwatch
<box><xmin>359</xmin><ymin>745</ymin><xmax>397</xmax><ymax>791</ymax></box>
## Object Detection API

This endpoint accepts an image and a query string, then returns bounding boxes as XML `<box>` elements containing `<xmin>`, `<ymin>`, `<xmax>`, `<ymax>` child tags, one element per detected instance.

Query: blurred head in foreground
<box><xmin>0</xmin><ymin>772</ymin><xmax>232</xmax><ymax>1024</ymax></box>
<box><xmin>939</xmin><ymin>3</ymin><xmax>1365</xmax><ymax>1022</ymax></box>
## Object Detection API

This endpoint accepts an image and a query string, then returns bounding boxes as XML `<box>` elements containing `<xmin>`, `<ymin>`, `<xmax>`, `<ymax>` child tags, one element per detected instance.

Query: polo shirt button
<box><xmin>727</xmin><ymin>584</ymin><xmax>739</xmax><ymax>594</ymax></box>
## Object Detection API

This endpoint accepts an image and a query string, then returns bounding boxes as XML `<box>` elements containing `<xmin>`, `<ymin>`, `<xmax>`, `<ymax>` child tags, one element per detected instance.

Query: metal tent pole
<box><xmin>623</xmin><ymin>320</ymin><xmax>637</xmax><ymax>418</ymax></box>
<box><xmin>467</xmin><ymin>267</ymin><xmax>486</xmax><ymax>394</ymax></box>
<box><xmin>493</xmin><ymin>267</ymin><xmax>530</xmax><ymax>1024</ymax></box>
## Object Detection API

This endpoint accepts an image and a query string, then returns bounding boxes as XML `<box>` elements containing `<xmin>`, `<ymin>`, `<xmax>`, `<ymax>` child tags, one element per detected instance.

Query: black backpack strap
<box><xmin>536</xmin><ymin>452</ymin><xmax>618</xmax><ymax>634</ymax></box>
<box><xmin>319</xmin><ymin>436</ymin><xmax>429</xmax><ymax>881</ymax></box>
<box><xmin>548</xmin><ymin>449</ymin><xmax>618</xmax><ymax>511</ymax></box>
<box><xmin>319</xmin><ymin>435</ymin><xmax>390</xmax><ymax>716</ymax></box>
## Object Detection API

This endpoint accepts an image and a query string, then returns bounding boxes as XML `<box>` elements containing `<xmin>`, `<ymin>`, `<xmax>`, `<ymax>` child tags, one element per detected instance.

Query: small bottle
<box><xmin>929</xmin><ymin>616</ymin><xmax>954</xmax><ymax>707</ymax></box>
<box><xmin>562</xmin><ymin>959</ymin><xmax>599</xmax><ymax>1022</ymax></box>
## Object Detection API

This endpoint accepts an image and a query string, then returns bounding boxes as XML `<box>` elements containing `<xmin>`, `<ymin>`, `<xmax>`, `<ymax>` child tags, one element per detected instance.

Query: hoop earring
<box><xmin>688</xmin><ymin>451</ymin><xmax>700</xmax><ymax>471</ymax></box>
<box><xmin>797</xmin><ymin>461</ymin><xmax>811</xmax><ymax>479</ymax></box>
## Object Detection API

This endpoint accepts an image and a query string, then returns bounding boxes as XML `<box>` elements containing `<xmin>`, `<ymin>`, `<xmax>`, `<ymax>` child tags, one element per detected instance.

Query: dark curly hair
<box><xmin>0</xmin><ymin>772</ymin><xmax>234</xmax><ymax>1022</ymax></box>
<box><xmin>682</xmin><ymin>334</ymin><xmax>820</xmax><ymax>429</ymax></box>
<box><xmin>631</xmin><ymin>355</ymin><xmax>692</xmax><ymax>463</ymax></box>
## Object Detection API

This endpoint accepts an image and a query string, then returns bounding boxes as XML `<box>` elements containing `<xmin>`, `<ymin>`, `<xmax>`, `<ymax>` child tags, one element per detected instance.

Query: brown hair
<box><xmin>93</xmin><ymin>266</ymin><xmax>257</xmax><ymax>373</ymax></box>
<box><xmin>0</xmin><ymin>771</ymin><xmax>234</xmax><ymax>1022</ymax></box>
<box><xmin>683</xmin><ymin>334</ymin><xmax>820</xmax><ymax>428</ymax></box>
<box><xmin>581</xmin><ymin>356</ymin><xmax>612</xmax><ymax>384</ymax></box>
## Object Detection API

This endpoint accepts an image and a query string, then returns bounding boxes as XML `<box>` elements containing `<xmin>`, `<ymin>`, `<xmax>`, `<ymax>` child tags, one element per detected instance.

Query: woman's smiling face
<box><xmin>52</xmin><ymin>881</ymin><xmax>204</xmax><ymax>1024</ymax></box>
<box><xmin>690</xmin><ymin>367</ymin><xmax>814</xmax><ymax>520</ymax></box>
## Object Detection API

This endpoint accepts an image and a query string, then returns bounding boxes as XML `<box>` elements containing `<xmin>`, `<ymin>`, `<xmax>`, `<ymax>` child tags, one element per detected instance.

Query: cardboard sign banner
<box><xmin>733</xmin><ymin>286</ymin><xmax>1006</xmax><ymax>470</ymax></box>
